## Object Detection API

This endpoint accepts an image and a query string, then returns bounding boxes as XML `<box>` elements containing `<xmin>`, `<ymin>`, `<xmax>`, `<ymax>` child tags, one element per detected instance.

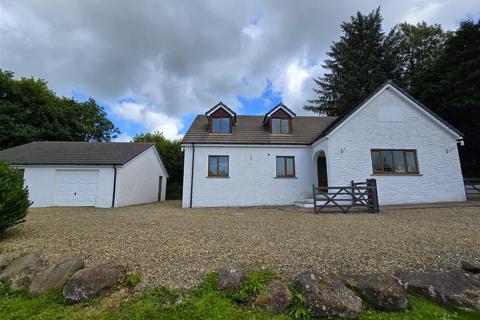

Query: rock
<box><xmin>398</xmin><ymin>269</ymin><xmax>480</xmax><ymax>311</ymax></box>
<box><xmin>295</xmin><ymin>272</ymin><xmax>362</xmax><ymax>318</ymax></box>
<box><xmin>0</xmin><ymin>253</ymin><xmax>47</xmax><ymax>290</ymax></box>
<box><xmin>462</xmin><ymin>261</ymin><xmax>480</xmax><ymax>274</ymax></box>
<box><xmin>341</xmin><ymin>273</ymin><xmax>409</xmax><ymax>311</ymax></box>
<box><xmin>63</xmin><ymin>265</ymin><xmax>123</xmax><ymax>304</ymax></box>
<box><xmin>0</xmin><ymin>252</ymin><xmax>18</xmax><ymax>270</ymax></box>
<box><xmin>217</xmin><ymin>264</ymin><xmax>246</xmax><ymax>291</ymax></box>
<box><xmin>28</xmin><ymin>258</ymin><xmax>85</xmax><ymax>297</ymax></box>
<box><xmin>254</xmin><ymin>280</ymin><xmax>292</xmax><ymax>313</ymax></box>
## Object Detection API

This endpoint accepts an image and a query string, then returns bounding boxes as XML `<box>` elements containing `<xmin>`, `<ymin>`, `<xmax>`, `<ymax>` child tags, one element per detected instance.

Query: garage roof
<box><xmin>0</xmin><ymin>141</ymin><xmax>154</xmax><ymax>166</ymax></box>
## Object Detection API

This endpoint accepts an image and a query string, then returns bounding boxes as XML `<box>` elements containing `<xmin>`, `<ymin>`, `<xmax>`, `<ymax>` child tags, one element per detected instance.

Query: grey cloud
<box><xmin>1</xmin><ymin>0</ymin><xmax>478</xmax><ymax>126</ymax></box>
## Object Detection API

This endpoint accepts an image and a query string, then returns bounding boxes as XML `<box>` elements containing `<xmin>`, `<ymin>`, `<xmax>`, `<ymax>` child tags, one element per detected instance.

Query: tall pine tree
<box><xmin>305</xmin><ymin>8</ymin><xmax>396</xmax><ymax>116</ymax></box>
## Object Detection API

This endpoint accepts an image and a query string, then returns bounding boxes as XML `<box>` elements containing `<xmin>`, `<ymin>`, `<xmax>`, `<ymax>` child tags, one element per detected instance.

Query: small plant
<box><xmin>125</xmin><ymin>272</ymin><xmax>141</xmax><ymax>288</ymax></box>
<box><xmin>230</xmin><ymin>269</ymin><xmax>276</xmax><ymax>302</ymax></box>
<box><xmin>0</xmin><ymin>162</ymin><xmax>31</xmax><ymax>236</ymax></box>
<box><xmin>288</xmin><ymin>285</ymin><xmax>311</xmax><ymax>320</ymax></box>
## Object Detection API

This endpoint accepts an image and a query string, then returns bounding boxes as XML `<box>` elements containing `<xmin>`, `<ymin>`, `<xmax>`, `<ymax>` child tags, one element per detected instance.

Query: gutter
<box><xmin>189</xmin><ymin>143</ymin><xmax>195</xmax><ymax>208</ymax></box>
<box><xmin>112</xmin><ymin>165</ymin><xmax>117</xmax><ymax>208</ymax></box>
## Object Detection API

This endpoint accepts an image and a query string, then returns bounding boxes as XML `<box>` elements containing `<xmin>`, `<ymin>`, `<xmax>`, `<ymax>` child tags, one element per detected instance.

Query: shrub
<box><xmin>0</xmin><ymin>161</ymin><xmax>31</xmax><ymax>235</ymax></box>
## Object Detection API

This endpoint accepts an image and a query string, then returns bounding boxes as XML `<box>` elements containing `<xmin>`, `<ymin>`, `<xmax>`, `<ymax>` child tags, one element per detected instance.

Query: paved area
<box><xmin>2</xmin><ymin>201</ymin><xmax>479</xmax><ymax>289</ymax></box>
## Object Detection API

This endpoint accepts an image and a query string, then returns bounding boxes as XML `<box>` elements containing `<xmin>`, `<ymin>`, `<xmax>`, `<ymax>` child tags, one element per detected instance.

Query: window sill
<box><xmin>208</xmin><ymin>133</ymin><xmax>232</xmax><ymax>135</ymax></box>
<box><xmin>206</xmin><ymin>176</ymin><xmax>230</xmax><ymax>178</ymax></box>
<box><xmin>371</xmin><ymin>173</ymin><xmax>422</xmax><ymax>176</ymax></box>
<box><xmin>274</xmin><ymin>176</ymin><xmax>297</xmax><ymax>179</ymax></box>
<box><xmin>270</xmin><ymin>133</ymin><xmax>292</xmax><ymax>135</ymax></box>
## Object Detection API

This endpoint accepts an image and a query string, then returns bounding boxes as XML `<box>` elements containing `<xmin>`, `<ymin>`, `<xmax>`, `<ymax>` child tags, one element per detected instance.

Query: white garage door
<box><xmin>53</xmin><ymin>170</ymin><xmax>99</xmax><ymax>206</ymax></box>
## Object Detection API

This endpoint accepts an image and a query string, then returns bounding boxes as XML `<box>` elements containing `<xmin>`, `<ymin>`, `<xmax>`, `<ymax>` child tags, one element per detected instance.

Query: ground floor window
<box><xmin>208</xmin><ymin>155</ymin><xmax>229</xmax><ymax>177</ymax></box>
<box><xmin>276</xmin><ymin>156</ymin><xmax>295</xmax><ymax>177</ymax></box>
<box><xmin>371</xmin><ymin>149</ymin><xmax>418</xmax><ymax>174</ymax></box>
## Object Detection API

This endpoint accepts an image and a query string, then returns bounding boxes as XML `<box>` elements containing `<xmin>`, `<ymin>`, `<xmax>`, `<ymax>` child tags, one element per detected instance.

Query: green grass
<box><xmin>359</xmin><ymin>295</ymin><xmax>480</xmax><ymax>320</ymax></box>
<box><xmin>0</xmin><ymin>272</ymin><xmax>478</xmax><ymax>320</ymax></box>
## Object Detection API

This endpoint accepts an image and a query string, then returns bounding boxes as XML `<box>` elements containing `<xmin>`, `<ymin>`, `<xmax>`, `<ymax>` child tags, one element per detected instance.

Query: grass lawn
<box><xmin>0</xmin><ymin>270</ymin><xmax>478</xmax><ymax>320</ymax></box>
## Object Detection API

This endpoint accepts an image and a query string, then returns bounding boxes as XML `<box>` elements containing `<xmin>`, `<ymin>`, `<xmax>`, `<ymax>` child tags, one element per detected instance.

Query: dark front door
<box><xmin>317</xmin><ymin>156</ymin><xmax>328</xmax><ymax>191</ymax></box>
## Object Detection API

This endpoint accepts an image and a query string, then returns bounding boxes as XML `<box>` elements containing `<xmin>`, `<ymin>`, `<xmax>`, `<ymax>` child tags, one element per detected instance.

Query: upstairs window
<box><xmin>206</xmin><ymin>103</ymin><xmax>235</xmax><ymax>134</ymax></box>
<box><xmin>276</xmin><ymin>156</ymin><xmax>295</xmax><ymax>177</ymax></box>
<box><xmin>371</xmin><ymin>149</ymin><xmax>418</xmax><ymax>174</ymax></box>
<box><xmin>271</xmin><ymin>118</ymin><xmax>290</xmax><ymax>134</ymax></box>
<box><xmin>208</xmin><ymin>155</ymin><xmax>229</xmax><ymax>177</ymax></box>
<box><xmin>212</xmin><ymin>118</ymin><xmax>231</xmax><ymax>133</ymax></box>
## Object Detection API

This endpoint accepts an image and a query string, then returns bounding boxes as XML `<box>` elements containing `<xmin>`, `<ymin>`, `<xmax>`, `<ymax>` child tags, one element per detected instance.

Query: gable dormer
<box><xmin>205</xmin><ymin>102</ymin><xmax>236</xmax><ymax>134</ymax></box>
<box><xmin>263</xmin><ymin>103</ymin><xmax>296</xmax><ymax>134</ymax></box>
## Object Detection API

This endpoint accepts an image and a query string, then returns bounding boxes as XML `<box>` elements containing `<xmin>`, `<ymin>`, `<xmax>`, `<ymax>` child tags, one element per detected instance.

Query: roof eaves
<box><xmin>205</xmin><ymin>102</ymin><xmax>237</xmax><ymax>122</ymax></box>
<box><xmin>121</xmin><ymin>143</ymin><xmax>155</xmax><ymax>165</ymax></box>
<box><xmin>262</xmin><ymin>103</ymin><xmax>297</xmax><ymax>123</ymax></box>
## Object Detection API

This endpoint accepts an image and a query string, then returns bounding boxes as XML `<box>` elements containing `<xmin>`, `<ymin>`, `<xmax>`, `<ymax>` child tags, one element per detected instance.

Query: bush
<box><xmin>0</xmin><ymin>161</ymin><xmax>31</xmax><ymax>235</ymax></box>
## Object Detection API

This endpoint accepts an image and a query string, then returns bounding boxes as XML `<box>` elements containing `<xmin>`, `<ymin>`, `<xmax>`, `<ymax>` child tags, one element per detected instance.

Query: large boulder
<box><xmin>398</xmin><ymin>269</ymin><xmax>480</xmax><ymax>311</ymax></box>
<box><xmin>462</xmin><ymin>261</ymin><xmax>480</xmax><ymax>275</ymax></box>
<box><xmin>0</xmin><ymin>252</ymin><xmax>18</xmax><ymax>270</ymax></box>
<box><xmin>295</xmin><ymin>272</ymin><xmax>362</xmax><ymax>318</ymax></box>
<box><xmin>63</xmin><ymin>265</ymin><xmax>123</xmax><ymax>304</ymax></box>
<box><xmin>217</xmin><ymin>264</ymin><xmax>246</xmax><ymax>291</ymax></box>
<box><xmin>254</xmin><ymin>280</ymin><xmax>292</xmax><ymax>313</ymax></box>
<box><xmin>0</xmin><ymin>253</ymin><xmax>46</xmax><ymax>290</ymax></box>
<box><xmin>341</xmin><ymin>273</ymin><xmax>409</xmax><ymax>311</ymax></box>
<box><xmin>28</xmin><ymin>258</ymin><xmax>85</xmax><ymax>297</ymax></box>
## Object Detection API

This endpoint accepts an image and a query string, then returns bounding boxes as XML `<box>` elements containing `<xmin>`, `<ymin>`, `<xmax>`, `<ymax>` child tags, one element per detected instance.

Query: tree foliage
<box><xmin>413</xmin><ymin>20</ymin><xmax>480</xmax><ymax>175</ymax></box>
<box><xmin>386</xmin><ymin>22</ymin><xmax>451</xmax><ymax>92</ymax></box>
<box><xmin>0</xmin><ymin>162</ymin><xmax>31</xmax><ymax>235</ymax></box>
<box><xmin>0</xmin><ymin>70</ymin><xmax>120</xmax><ymax>150</ymax></box>
<box><xmin>305</xmin><ymin>8</ymin><xmax>395</xmax><ymax>116</ymax></box>
<box><xmin>133</xmin><ymin>132</ymin><xmax>184</xmax><ymax>199</ymax></box>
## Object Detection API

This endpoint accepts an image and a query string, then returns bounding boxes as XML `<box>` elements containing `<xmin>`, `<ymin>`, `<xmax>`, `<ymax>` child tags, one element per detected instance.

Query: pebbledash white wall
<box><xmin>115</xmin><ymin>147</ymin><xmax>167</xmax><ymax>207</ymax></box>
<box><xmin>313</xmin><ymin>85</ymin><xmax>465</xmax><ymax>205</ymax></box>
<box><xmin>182</xmin><ymin>145</ymin><xmax>314</xmax><ymax>208</ymax></box>
<box><xmin>22</xmin><ymin>166</ymin><xmax>115</xmax><ymax>208</ymax></box>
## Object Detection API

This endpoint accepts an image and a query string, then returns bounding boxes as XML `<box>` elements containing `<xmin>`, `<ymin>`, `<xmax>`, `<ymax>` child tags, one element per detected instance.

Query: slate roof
<box><xmin>0</xmin><ymin>141</ymin><xmax>154</xmax><ymax>165</ymax></box>
<box><xmin>182</xmin><ymin>115</ymin><xmax>337</xmax><ymax>145</ymax></box>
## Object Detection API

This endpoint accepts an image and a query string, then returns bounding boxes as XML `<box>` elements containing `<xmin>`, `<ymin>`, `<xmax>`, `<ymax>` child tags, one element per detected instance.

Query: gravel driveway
<box><xmin>2</xmin><ymin>201</ymin><xmax>479</xmax><ymax>289</ymax></box>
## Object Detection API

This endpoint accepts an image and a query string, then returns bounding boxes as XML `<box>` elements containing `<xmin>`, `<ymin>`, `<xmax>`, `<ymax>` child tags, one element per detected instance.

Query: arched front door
<box><xmin>317</xmin><ymin>155</ymin><xmax>328</xmax><ymax>191</ymax></box>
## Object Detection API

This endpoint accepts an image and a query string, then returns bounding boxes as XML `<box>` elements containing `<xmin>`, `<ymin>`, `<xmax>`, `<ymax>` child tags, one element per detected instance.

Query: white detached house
<box><xmin>181</xmin><ymin>81</ymin><xmax>466</xmax><ymax>208</ymax></box>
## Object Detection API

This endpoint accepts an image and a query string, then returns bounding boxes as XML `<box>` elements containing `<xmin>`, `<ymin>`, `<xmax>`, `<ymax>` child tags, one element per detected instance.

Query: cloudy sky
<box><xmin>1</xmin><ymin>1</ymin><xmax>478</xmax><ymax>141</ymax></box>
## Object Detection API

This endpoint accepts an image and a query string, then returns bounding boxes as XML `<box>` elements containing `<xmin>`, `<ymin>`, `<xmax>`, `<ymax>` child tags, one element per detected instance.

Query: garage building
<box><xmin>0</xmin><ymin>141</ymin><xmax>168</xmax><ymax>208</ymax></box>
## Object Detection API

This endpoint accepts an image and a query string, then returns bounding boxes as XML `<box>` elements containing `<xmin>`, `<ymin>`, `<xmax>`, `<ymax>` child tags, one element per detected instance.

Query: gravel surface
<box><xmin>2</xmin><ymin>201</ymin><xmax>479</xmax><ymax>289</ymax></box>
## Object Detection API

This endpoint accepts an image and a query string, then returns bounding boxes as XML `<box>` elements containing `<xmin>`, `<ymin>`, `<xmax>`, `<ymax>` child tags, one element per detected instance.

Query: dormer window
<box><xmin>271</xmin><ymin>118</ymin><xmax>290</xmax><ymax>134</ymax></box>
<box><xmin>205</xmin><ymin>102</ymin><xmax>236</xmax><ymax>134</ymax></box>
<box><xmin>263</xmin><ymin>103</ymin><xmax>296</xmax><ymax>134</ymax></box>
<box><xmin>212</xmin><ymin>118</ymin><xmax>230</xmax><ymax>133</ymax></box>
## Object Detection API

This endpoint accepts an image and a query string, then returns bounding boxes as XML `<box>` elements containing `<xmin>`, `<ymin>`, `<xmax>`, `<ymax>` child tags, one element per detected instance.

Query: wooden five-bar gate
<box><xmin>312</xmin><ymin>179</ymin><xmax>379</xmax><ymax>214</ymax></box>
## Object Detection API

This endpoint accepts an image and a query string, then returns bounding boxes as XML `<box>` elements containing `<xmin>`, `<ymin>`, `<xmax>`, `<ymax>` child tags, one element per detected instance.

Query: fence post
<box><xmin>366</xmin><ymin>178</ymin><xmax>379</xmax><ymax>213</ymax></box>
<box><xmin>350</xmin><ymin>180</ymin><xmax>355</xmax><ymax>206</ymax></box>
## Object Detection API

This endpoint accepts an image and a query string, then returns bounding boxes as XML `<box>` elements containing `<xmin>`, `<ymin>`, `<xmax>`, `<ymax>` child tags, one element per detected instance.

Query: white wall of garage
<box><xmin>22</xmin><ymin>166</ymin><xmax>115</xmax><ymax>208</ymax></box>
<box><xmin>115</xmin><ymin>147</ymin><xmax>168</xmax><ymax>207</ymax></box>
